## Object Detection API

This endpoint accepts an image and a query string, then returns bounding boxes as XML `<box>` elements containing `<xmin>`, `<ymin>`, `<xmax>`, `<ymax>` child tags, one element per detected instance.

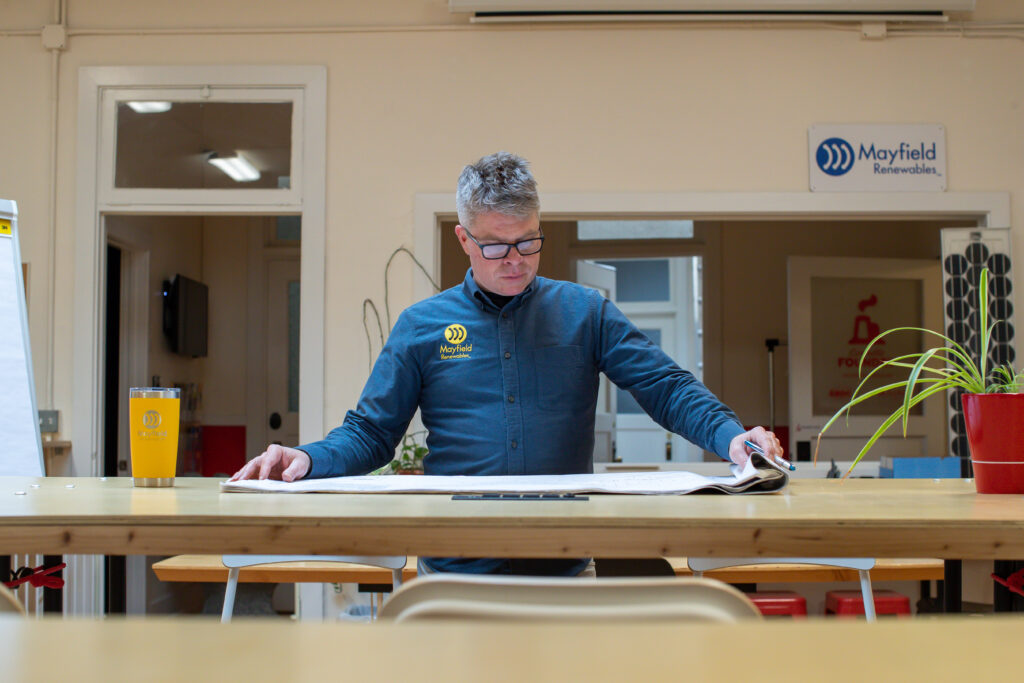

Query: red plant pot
<box><xmin>961</xmin><ymin>393</ymin><xmax>1024</xmax><ymax>494</ymax></box>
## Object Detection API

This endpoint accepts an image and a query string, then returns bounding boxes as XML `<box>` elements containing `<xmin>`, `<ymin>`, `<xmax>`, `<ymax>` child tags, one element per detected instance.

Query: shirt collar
<box><xmin>462</xmin><ymin>268</ymin><xmax>538</xmax><ymax>312</ymax></box>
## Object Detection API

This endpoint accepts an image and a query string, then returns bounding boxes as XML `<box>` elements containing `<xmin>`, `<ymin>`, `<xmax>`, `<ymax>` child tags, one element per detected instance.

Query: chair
<box><xmin>378</xmin><ymin>574</ymin><xmax>762</xmax><ymax>622</ymax></box>
<box><xmin>220</xmin><ymin>555</ymin><xmax>406</xmax><ymax>622</ymax></box>
<box><xmin>0</xmin><ymin>584</ymin><xmax>25</xmax><ymax>615</ymax></box>
<box><xmin>687</xmin><ymin>557</ymin><xmax>877</xmax><ymax>621</ymax></box>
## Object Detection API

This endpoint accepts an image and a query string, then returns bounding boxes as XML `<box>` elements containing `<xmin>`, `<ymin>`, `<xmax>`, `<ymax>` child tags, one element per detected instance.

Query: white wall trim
<box><xmin>72</xmin><ymin>64</ymin><xmax>327</xmax><ymax>618</ymax></box>
<box><xmin>106</xmin><ymin>235</ymin><xmax>150</xmax><ymax>478</ymax></box>
<box><xmin>245</xmin><ymin>226</ymin><xmax>268</xmax><ymax>460</ymax></box>
<box><xmin>413</xmin><ymin>191</ymin><xmax>1011</xmax><ymax>301</ymax></box>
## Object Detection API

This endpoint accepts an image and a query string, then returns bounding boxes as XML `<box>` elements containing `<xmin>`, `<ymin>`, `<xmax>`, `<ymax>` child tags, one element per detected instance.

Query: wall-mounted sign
<box><xmin>808</xmin><ymin>124</ymin><xmax>946</xmax><ymax>192</ymax></box>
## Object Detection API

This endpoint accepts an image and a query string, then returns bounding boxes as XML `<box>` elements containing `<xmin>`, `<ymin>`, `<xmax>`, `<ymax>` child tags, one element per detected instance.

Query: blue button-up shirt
<box><xmin>300</xmin><ymin>270</ymin><xmax>744</xmax><ymax>574</ymax></box>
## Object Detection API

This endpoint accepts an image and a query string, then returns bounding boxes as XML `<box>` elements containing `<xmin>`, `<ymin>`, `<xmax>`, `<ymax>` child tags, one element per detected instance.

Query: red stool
<box><xmin>748</xmin><ymin>591</ymin><xmax>807</xmax><ymax>617</ymax></box>
<box><xmin>825</xmin><ymin>590</ymin><xmax>911</xmax><ymax>618</ymax></box>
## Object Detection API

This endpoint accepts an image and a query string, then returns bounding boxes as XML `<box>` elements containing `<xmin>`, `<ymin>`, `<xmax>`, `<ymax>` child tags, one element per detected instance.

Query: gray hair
<box><xmin>455</xmin><ymin>152</ymin><xmax>539</xmax><ymax>229</ymax></box>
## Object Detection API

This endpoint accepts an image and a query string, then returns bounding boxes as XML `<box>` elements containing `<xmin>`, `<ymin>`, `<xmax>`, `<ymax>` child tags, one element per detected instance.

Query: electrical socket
<box><xmin>38</xmin><ymin>410</ymin><xmax>59</xmax><ymax>434</ymax></box>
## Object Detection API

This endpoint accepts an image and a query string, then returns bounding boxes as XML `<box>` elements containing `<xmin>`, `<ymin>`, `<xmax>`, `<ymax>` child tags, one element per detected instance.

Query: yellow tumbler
<box><xmin>129</xmin><ymin>387</ymin><xmax>181</xmax><ymax>487</ymax></box>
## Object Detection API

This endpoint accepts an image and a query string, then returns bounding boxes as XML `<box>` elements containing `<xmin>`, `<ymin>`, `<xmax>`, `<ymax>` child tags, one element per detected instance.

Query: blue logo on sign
<box><xmin>816</xmin><ymin>137</ymin><xmax>855</xmax><ymax>176</ymax></box>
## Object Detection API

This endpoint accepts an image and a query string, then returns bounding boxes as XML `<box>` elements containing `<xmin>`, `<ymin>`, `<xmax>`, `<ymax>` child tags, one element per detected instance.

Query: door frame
<box><xmin>72</xmin><ymin>65</ymin><xmax>326</xmax><ymax>617</ymax></box>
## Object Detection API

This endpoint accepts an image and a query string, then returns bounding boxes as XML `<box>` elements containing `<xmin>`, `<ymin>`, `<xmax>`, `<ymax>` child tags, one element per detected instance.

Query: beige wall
<box><xmin>1</xmin><ymin>1</ymin><xmax>1022</xmax><ymax>444</ymax></box>
<box><xmin>200</xmin><ymin>216</ymin><xmax>255</xmax><ymax>425</ymax></box>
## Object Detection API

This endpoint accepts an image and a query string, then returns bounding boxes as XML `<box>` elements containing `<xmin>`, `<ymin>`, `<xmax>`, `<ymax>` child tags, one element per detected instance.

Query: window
<box><xmin>98</xmin><ymin>86</ymin><xmax>304</xmax><ymax>207</ymax></box>
<box><xmin>115</xmin><ymin>101</ymin><xmax>293</xmax><ymax>190</ymax></box>
<box><xmin>578</xmin><ymin>220</ymin><xmax>694</xmax><ymax>241</ymax></box>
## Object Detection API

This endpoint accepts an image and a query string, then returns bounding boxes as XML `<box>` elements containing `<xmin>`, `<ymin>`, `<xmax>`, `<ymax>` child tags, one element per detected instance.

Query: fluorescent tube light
<box><xmin>207</xmin><ymin>153</ymin><xmax>261</xmax><ymax>183</ymax></box>
<box><xmin>126</xmin><ymin>101</ymin><xmax>172</xmax><ymax>113</ymax></box>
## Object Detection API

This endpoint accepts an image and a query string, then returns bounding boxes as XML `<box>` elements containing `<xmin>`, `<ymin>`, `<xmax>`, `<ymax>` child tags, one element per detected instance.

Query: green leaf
<box><xmin>902</xmin><ymin>347</ymin><xmax>946</xmax><ymax>436</ymax></box>
<box><xmin>842</xmin><ymin>381</ymin><xmax>950</xmax><ymax>477</ymax></box>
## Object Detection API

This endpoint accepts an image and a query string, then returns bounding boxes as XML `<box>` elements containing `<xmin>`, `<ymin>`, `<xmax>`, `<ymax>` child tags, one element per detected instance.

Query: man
<box><xmin>231</xmin><ymin>151</ymin><xmax>784</xmax><ymax>575</ymax></box>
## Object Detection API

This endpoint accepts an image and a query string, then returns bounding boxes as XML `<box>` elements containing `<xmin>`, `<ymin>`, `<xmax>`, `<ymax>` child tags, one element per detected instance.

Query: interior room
<box><xmin>1</xmin><ymin>0</ymin><xmax>1023</xmax><ymax>678</ymax></box>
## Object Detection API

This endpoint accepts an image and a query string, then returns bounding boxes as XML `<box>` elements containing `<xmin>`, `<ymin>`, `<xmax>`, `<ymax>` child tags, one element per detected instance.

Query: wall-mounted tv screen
<box><xmin>162</xmin><ymin>274</ymin><xmax>208</xmax><ymax>358</ymax></box>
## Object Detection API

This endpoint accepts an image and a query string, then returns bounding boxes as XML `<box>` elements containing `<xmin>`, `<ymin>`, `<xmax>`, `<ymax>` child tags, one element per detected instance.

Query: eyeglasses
<box><xmin>463</xmin><ymin>228</ymin><xmax>545</xmax><ymax>260</ymax></box>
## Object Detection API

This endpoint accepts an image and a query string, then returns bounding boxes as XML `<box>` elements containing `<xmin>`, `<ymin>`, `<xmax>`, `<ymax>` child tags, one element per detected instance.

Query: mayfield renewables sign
<box><xmin>809</xmin><ymin>124</ymin><xmax>946</xmax><ymax>192</ymax></box>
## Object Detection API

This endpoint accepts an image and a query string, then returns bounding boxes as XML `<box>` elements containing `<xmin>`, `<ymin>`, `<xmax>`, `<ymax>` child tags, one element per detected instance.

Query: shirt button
<box><xmin>511</xmin><ymin>440</ymin><xmax>518</xmax><ymax>449</ymax></box>
<box><xmin>508</xmin><ymin>395</ymin><xmax>515</xmax><ymax>403</ymax></box>
<box><xmin>502</xmin><ymin>313</ymin><xmax>508</xmax><ymax>319</ymax></box>
<box><xmin>504</xmin><ymin>352</ymin><xmax>511</xmax><ymax>359</ymax></box>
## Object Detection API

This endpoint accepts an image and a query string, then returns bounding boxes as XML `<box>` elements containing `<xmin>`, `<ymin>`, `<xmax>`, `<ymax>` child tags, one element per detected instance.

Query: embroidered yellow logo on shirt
<box><xmin>444</xmin><ymin>324</ymin><xmax>467</xmax><ymax>344</ymax></box>
<box><xmin>441</xmin><ymin>324</ymin><xmax>472</xmax><ymax>360</ymax></box>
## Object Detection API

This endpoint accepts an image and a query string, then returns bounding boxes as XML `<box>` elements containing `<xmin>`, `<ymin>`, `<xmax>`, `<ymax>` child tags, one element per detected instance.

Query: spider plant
<box><xmin>815</xmin><ymin>267</ymin><xmax>1022</xmax><ymax>476</ymax></box>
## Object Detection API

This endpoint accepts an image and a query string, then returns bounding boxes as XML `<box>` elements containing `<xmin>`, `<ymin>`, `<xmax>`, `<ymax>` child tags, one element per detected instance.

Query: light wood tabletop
<box><xmin>1</xmin><ymin>476</ymin><xmax>1022</xmax><ymax>559</ymax></box>
<box><xmin>0</xmin><ymin>614</ymin><xmax>1020</xmax><ymax>682</ymax></box>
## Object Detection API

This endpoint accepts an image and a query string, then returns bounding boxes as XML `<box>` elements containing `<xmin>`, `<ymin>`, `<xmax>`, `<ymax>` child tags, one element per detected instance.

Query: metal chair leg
<box><xmin>858</xmin><ymin>569</ymin><xmax>876</xmax><ymax>621</ymax></box>
<box><xmin>221</xmin><ymin>567</ymin><xmax>240</xmax><ymax>623</ymax></box>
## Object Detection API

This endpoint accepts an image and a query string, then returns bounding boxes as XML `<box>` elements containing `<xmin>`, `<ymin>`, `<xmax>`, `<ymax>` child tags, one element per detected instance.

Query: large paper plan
<box><xmin>221</xmin><ymin>454</ymin><xmax>789</xmax><ymax>495</ymax></box>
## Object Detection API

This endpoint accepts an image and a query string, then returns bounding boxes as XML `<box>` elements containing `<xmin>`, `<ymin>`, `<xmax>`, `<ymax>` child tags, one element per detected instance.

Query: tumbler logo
<box><xmin>816</xmin><ymin>137</ymin><xmax>855</xmax><ymax>176</ymax></box>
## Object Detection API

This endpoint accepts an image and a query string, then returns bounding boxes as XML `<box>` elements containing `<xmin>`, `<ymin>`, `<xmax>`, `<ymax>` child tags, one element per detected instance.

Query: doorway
<box><xmin>103</xmin><ymin>213</ymin><xmax>300</xmax><ymax>615</ymax></box>
<box><xmin>73</xmin><ymin>65</ymin><xmax>325</xmax><ymax>617</ymax></box>
<box><xmin>437</xmin><ymin>214</ymin><xmax>985</xmax><ymax>464</ymax></box>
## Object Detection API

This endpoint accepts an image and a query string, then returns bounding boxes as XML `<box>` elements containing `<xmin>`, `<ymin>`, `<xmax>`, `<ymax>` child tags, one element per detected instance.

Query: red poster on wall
<box><xmin>811</xmin><ymin>277</ymin><xmax>924</xmax><ymax>417</ymax></box>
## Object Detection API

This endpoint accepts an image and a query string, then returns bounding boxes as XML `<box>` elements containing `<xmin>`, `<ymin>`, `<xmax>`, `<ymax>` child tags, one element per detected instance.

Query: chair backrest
<box><xmin>687</xmin><ymin>557</ymin><xmax>875</xmax><ymax>573</ymax></box>
<box><xmin>0</xmin><ymin>585</ymin><xmax>25</xmax><ymax>615</ymax></box>
<box><xmin>378</xmin><ymin>575</ymin><xmax>762</xmax><ymax>623</ymax></box>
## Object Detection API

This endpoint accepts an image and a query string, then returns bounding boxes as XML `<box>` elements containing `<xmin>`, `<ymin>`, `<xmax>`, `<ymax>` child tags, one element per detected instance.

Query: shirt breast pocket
<box><xmin>534</xmin><ymin>345</ymin><xmax>592</xmax><ymax>410</ymax></box>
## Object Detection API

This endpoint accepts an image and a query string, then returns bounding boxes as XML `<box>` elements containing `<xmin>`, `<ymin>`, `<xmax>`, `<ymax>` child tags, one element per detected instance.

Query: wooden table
<box><xmin>1</xmin><ymin>614</ymin><xmax>1020</xmax><ymax>681</ymax></box>
<box><xmin>0</xmin><ymin>476</ymin><xmax>1021</xmax><ymax>560</ymax></box>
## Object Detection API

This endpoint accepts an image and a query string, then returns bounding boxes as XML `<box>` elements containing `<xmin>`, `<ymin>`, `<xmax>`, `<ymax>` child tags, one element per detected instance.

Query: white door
<box><xmin>266</xmin><ymin>259</ymin><xmax>300</xmax><ymax>446</ymax></box>
<box><xmin>580</xmin><ymin>257</ymin><xmax>703</xmax><ymax>463</ymax></box>
<box><xmin>613</xmin><ymin>317</ymin><xmax>677</xmax><ymax>463</ymax></box>
<box><xmin>788</xmin><ymin>257</ymin><xmax>945</xmax><ymax>463</ymax></box>
<box><xmin>575</xmin><ymin>260</ymin><xmax>616</xmax><ymax>462</ymax></box>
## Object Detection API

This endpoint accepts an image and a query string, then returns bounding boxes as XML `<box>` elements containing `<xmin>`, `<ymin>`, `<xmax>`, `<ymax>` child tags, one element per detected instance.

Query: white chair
<box><xmin>378</xmin><ymin>574</ymin><xmax>762</xmax><ymax>623</ymax></box>
<box><xmin>220</xmin><ymin>555</ymin><xmax>406</xmax><ymax>623</ymax></box>
<box><xmin>0</xmin><ymin>584</ymin><xmax>25</xmax><ymax>616</ymax></box>
<box><xmin>687</xmin><ymin>557</ymin><xmax>877</xmax><ymax>620</ymax></box>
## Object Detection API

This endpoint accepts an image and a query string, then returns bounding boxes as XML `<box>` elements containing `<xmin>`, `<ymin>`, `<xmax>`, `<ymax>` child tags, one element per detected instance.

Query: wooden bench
<box><xmin>153</xmin><ymin>555</ymin><xmax>943</xmax><ymax>585</ymax></box>
<box><xmin>153</xmin><ymin>555</ymin><xmax>419</xmax><ymax>584</ymax></box>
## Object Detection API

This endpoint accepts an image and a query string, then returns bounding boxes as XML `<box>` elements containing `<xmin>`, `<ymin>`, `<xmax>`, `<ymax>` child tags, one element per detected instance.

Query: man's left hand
<box><xmin>728</xmin><ymin>427</ymin><xmax>785</xmax><ymax>468</ymax></box>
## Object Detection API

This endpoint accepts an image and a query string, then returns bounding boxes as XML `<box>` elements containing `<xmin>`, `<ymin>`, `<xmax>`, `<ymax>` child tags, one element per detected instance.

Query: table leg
<box><xmin>944</xmin><ymin>560</ymin><xmax>962</xmax><ymax>613</ymax></box>
<box><xmin>43</xmin><ymin>555</ymin><xmax>62</xmax><ymax>614</ymax></box>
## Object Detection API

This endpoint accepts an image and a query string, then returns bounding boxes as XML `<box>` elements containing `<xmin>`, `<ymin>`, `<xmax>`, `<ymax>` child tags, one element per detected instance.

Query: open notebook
<box><xmin>221</xmin><ymin>453</ymin><xmax>789</xmax><ymax>495</ymax></box>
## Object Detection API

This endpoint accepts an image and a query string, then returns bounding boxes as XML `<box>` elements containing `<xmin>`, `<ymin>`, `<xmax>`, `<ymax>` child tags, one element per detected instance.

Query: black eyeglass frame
<box><xmin>462</xmin><ymin>227</ymin><xmax>545</xmax><ymax>260</ymax></box>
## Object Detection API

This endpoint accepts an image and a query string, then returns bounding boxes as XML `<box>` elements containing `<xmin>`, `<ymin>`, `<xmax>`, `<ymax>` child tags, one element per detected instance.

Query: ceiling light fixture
<box><xmin>207</xmin><ymin>152</ymin><xmax>261</xmax><ymax>183</ymax></box>
<box><xmin>126</xmin><ymin>101</ymin><xmax>173</xmax><ymax>113</ymax></box>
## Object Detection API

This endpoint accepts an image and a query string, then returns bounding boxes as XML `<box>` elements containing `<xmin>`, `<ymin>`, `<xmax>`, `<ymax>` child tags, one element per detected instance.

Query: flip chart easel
<box><xmin>0</xmin><ymin>199</ymin><xmax>44</xmax><ymax>476</ymax></box>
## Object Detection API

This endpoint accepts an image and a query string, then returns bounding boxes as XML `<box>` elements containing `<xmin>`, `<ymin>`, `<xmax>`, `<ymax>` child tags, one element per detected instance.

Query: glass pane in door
<box><xmin>596</xmin><ymin>259</ymin><xmax>670</xmax><ymax>302</ymax></box>
<box><xmin>115</xmin><ymin>101</ymin><xmax>292</xmax><ymax>189</ymax></box>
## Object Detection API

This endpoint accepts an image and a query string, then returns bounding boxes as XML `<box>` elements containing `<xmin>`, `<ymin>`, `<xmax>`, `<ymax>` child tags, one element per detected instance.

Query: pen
<box><xmin>744</xmin><ymin>440</ymin><xmax>796</xmax><ymax>471</ymax></box>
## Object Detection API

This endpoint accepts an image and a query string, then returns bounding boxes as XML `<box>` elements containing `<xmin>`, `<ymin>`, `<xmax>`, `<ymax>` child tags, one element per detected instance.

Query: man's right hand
<box><xmin>228</xmin><ymin>445</ymin><xmax>311</xmax><ymax>482</ymax></box>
